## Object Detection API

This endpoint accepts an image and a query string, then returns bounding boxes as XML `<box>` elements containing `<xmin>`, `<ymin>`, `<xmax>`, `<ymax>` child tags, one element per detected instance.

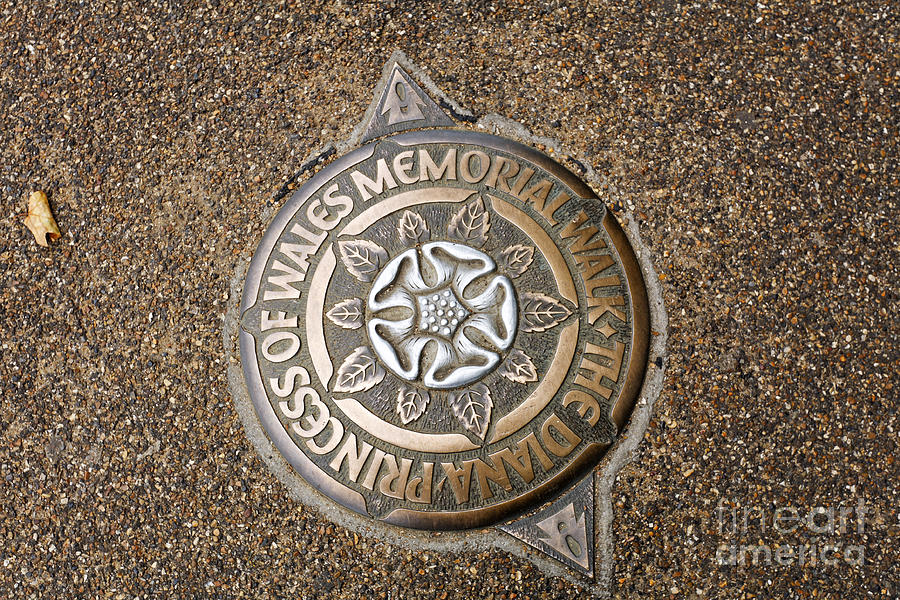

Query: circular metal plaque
<box><xmin>240</xmin><ymin>130</ymin><xmax>649</xmax><ymax>530</ymax></box>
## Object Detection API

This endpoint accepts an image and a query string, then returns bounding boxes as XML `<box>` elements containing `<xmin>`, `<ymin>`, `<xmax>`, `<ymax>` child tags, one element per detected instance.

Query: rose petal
<box><xmin>368</xmin><ymin>328</ymin><xmax>426</xmax><ymax>380</ymax></box>
<box><xmin>419</xmin><ymin>242</ymin><xmax>457</xmax><ymax>288</ymax></box>
<box><xmin>421</xmin><ymin>338</ymin><xmax>459</xmax><ymax>388</ymax></box>
<box><xmin>368</xmin><ymin>249</ymin><xmax>424</xmax><ymax>312</ymax></box>
<box><xmin>463</xmin><ymin>278</ymin><xmax>517</xmax><ymax>348</ymax></box>
<box><xmin>430</xmin><ymin>328</ymin><xmax>499</xmax><ymax>388</ymax></box>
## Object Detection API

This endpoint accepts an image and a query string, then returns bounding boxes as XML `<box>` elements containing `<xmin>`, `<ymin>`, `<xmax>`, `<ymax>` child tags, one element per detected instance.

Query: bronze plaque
<box><xmin>239</xmin><ymin>66</ymin><xmax>650</xmax><ymax>532</ymax></box>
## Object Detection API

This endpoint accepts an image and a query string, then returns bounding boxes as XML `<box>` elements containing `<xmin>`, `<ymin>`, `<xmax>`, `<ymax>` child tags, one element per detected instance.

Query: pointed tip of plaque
<box><xmin>355</xmin><ymin>53</ymin><xmax>458</xmax><ymax>144</ymax></box>
<box><xmin>499</xmin><ymin>473</ymin><xmax>595</xmax><ymax>579</ymax></box>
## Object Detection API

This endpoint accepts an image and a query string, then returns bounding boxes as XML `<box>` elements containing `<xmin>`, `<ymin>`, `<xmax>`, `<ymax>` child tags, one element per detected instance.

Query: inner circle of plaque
<box><xmin>240</xmin><ymin>129</ymin><xmax>651</xmax><ymax>530</ymax></box>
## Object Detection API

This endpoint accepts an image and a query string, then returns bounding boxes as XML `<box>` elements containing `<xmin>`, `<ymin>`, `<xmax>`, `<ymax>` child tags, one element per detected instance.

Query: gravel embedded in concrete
<box><xmin>0</xmin><ymin>1</ymin><xmax>896</xmax><ymax>598</ymax></box>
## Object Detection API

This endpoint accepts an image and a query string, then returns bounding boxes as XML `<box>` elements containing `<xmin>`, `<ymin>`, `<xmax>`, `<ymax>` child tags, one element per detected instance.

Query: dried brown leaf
<box><xmin>24</xmin><ymin>191</ymin><xmax>61</xmax><ymax>247</ymax></box>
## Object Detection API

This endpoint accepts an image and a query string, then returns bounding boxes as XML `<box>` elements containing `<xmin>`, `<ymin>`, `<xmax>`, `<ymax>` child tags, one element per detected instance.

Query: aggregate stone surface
<box><xmin>1</xmin><ymin>1</ymin><xmax>897</xmax><ymax>598</ymax></box>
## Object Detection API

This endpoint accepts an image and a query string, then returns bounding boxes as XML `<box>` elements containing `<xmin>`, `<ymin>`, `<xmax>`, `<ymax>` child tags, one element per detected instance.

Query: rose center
<box><xmin>416</xmin><ymin>288</ymin><xmax>469</xmax><ymax>338</ymax></box>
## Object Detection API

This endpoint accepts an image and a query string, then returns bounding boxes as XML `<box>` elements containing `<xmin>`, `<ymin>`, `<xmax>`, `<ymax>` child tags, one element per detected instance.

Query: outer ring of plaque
<box><xmin>240</xmin><ymin>129</ymin><xmax>651</xmax><ymax>530</ymax></box>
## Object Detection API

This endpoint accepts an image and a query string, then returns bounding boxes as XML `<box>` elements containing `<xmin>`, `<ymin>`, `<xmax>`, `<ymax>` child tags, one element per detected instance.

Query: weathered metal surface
<box><xmin>500</xmin><ymin>473</ymin><xmax>595</xmax><ymax>577</ymax></box>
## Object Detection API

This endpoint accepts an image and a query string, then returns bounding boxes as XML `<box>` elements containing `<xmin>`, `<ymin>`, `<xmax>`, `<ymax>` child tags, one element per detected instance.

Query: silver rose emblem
<box><xmin>367</xmin><ymin>241</ymin><xmax>517</xmax><ymax>389</ymax></box>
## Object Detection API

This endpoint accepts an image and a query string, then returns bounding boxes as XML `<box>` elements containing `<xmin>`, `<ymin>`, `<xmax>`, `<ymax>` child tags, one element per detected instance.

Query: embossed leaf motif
<box><xmin>333</xmin><ymin>346</ymin><xmax>385</xmax><ymax>393</ymax></box>
<box><xmin>448</xmin><ymin>196</ymin><xmax>490</xmax><ymax>247</ymax></box>
<box><xmin>397</xmin><ymin>210</ymin><xmax>429</xmax><ymax>246</ymax></box>
<box><xmin>448</xmin><ymin>383</ymin><xmax>493</xmax><ymax>440</ymax></box>
<box><xmin>338</xmin><ymin>240</ymin><xmax>388</xmax><ymax>282</ymax></box>
<box><xmin>499</xmin><ymin>244</ymin><xmax>535</xmax><ymax>278</ymax></box>
<box><xmin>499</xmin><ymin>349</ymin><xmax>539</xmax><ymax>383</ymax></box>
<box><xmin>326</xmin><ymin>298</ymin><xmax>364</xmax><ymax>329</ymax></box>
<box><xmin>520</xmin><ymin>292</ymin><xmax>572</xmax><ymax>333</ymax></box>
<box><xmin>396</xmin><ymin>386</ymin><xmax>430</xmax><ymax>425</ymax></box>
